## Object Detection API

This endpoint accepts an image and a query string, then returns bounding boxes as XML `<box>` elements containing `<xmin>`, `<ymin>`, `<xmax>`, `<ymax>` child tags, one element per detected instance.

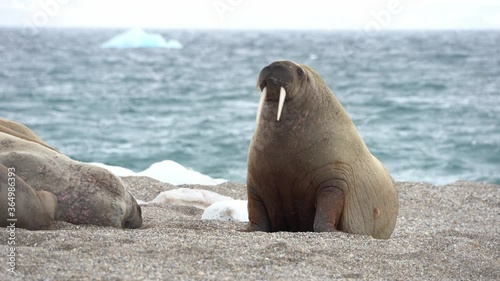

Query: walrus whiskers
<box><xmin>277</xmin><ymin>87</ymin><xmax>286</xmax><ymax>121</ymax></box>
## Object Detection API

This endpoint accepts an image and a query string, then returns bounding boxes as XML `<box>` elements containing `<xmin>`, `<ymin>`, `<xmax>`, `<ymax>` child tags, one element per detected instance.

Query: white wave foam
<box><xmin>90</xmin><ymin>162</ymin><xmax>136</xmax><ymax>177</ymax></box>
<box><xmin>89</xmin><ymin>160</ymin><xmax>226</xmax><ymax>186</ymax></box>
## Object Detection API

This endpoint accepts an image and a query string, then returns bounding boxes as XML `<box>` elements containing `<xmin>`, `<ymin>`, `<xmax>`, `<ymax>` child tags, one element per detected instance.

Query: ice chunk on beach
<box><xmin>90</xmin><ymin>160</ymin><xmax>226</xmax><ymax>186</ymax></box>
<box><xmin>146</xmin><ymin>188</ymin><xmax>234</xmax><ymax>209</ymax></box>
<box><xmin>202</xmin><ymin>200</ymin><xmax>249</xmax><ymax>222</ymax></box>
<box><xmin>100</xmin><ymin>28</ymin><xmax>183</xmax><ymax>49</ymax></box>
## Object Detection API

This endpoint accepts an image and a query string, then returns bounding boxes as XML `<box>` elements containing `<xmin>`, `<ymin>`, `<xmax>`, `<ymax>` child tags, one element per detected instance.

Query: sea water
<box><xmin>1</xmin><ymin>29</ymin><xmax>499</xmax><ymax>185</ymax></box>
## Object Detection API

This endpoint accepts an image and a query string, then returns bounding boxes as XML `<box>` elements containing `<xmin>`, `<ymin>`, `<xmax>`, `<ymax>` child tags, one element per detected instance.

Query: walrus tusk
<box><xmin>256</xmin><ymin>87</ymin><xmax>267</xmax><ymax>126</ymax></box>
<box><xmin>277</xmin><ymin>87</ymin><xmax>286</xmax><ymax>121</ymax></box>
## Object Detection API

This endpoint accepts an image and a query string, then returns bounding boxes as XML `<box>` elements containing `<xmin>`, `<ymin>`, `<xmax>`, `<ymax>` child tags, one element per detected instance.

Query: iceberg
<box><xmin>90</xmin><ymin>160</ymin><xmax>226</xmax><ymax>186</ymax></box>
<box><xmin>100</xmin><ymin>28</ymin><xmax>183</xmax><ymax>49</ymax></box>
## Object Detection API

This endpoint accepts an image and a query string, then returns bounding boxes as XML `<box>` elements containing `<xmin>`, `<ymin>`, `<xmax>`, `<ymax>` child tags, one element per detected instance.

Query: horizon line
<box><xmin>0</xmin><ymin>25</ymin><xmax>499</xmax><ymax>32</ymax></box>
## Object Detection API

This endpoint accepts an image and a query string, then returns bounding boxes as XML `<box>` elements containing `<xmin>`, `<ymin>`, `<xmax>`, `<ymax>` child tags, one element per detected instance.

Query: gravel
<box><xmin>1</xmin><ymin>178</ymin><xmax>498</xmax><ymax>280</ymax></box>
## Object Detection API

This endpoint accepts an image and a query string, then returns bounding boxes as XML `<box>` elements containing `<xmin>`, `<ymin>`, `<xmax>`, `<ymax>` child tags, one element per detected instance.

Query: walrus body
<box><xmin>246</xmin><ymin>61</ymin><xmax>398</xmax><ymax>239</ymax></box>
<box><xmin>0</xmin><ymin>118</ymin><xmax>58</xmax><ymax>152</ymax></box>
<box><xmin>0</xmin><ymin>120</ymin><xmax>142</xmax><ymax>229</ymax></box>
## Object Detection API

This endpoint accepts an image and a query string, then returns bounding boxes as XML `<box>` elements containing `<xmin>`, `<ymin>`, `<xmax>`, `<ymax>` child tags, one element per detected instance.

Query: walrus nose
<box><xmin>259</xmin><ymin>63</ymin><xmax>291</xmax><ymax>85</ymax></box>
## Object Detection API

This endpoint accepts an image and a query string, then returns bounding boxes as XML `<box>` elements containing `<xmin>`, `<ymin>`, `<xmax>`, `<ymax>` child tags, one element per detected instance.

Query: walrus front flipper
<box><xmin>245</xmin><ymin>186</ymin><xmax>271</xmax><ymax>232</ymax></box>
<box><xmin>34</xmin><ymin>190</ymin><xmax>58</xmax><ymax>229</ymax></box>
<box><xmin>313</xmin><ymin>186</ymin><xmax>345</xmax><ymax>232</ymax></box>
<box><xmin>0</xmin><ymin>164</ymin><xmax>57</xmax><ymax>230</ymax></box>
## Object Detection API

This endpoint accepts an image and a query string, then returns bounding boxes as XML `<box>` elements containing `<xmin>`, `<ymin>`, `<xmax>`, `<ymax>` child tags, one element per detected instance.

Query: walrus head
<box><xmin>256</xmin><ymin>61</ymin><xmax>312</xmax><ymax>125</ymax></box>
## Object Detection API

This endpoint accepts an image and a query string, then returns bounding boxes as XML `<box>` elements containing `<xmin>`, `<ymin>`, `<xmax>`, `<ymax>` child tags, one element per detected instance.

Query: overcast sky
<box><xmin>0</xmin><ymin>0</ymin><xmax>499</xmax><ymax>30</ymax></box>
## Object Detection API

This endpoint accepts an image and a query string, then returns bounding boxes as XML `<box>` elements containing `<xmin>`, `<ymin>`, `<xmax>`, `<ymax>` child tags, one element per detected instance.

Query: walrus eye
<box><xmin>297</xmin><ymin>67</ymin><xmax>304</xmax><ymax>77</ymax></box>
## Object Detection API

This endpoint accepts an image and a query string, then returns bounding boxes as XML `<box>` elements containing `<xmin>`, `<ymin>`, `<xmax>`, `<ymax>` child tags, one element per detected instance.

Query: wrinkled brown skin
<box><xmin>246</xmin><ymin>61</ymin><xmax>398</xmax><ymax>239</ymax></box>
<box><xmin>0</xmin><ymin>121</ymin><xmax>142</xmax><ymax>229</ymax></box>
<box><xmin>0</xmin><ymin>164</ymin><xmax>57</xmax><ymax>230</ymax></box>
<box><xmin>0</xmin><ymin>118</ymin><xmax>59</xmax><ymax>152</ymax></box>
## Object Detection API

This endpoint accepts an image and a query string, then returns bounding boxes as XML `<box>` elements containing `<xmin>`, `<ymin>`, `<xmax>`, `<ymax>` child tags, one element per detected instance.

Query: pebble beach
<box><xmin>1</xmin><ymin>178</ymin><xmax>498</xmax><ymax>280</ymax></box>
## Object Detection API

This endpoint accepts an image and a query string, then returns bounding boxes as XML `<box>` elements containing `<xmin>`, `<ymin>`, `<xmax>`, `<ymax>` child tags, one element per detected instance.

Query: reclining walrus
<box><xmin>0</xmin><ymin>118</ymin><xmax>142</xmax><ymax>230</ymax></box>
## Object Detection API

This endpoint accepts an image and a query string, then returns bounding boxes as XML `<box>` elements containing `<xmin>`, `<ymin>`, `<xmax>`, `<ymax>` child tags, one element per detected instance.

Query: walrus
<box><xmin>0</xmin><ymin>118</ymin><xmax>58</xmax><ymax>152</ymax></box>
<box><xmin>246</xmin><ymin>61</ymin><xmax>398</xmax><ymax>239</ymax></box>
<box><xmin>0</xmin><ymin>164</ymin><xmax>57</xmax><ymax>230</ymax></box>
<box><xmin>0</xmin><ymin>120</ymin><xmax>142</xmax><ymax>229</ymax></box>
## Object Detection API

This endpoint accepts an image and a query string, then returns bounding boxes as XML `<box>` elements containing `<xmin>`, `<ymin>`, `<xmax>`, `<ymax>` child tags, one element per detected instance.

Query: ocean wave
<box><xmin>90</xmin><ymin>160</ymin><xmax>226</xmax><ymax>186</ymax></box>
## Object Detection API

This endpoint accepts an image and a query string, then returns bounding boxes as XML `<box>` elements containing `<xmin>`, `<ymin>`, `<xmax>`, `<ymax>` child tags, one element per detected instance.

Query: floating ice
<box><xmin>146</xmin><ymin>188</ymin><xmax>234</xmax><ymax>209</ymax></box>
<box><xmin>100</xmin><ymin>28</ymin><xmax>183</xmax><ymax>49</ymax></box>
<box><xmin>202</xmin><ymin>200</ymin><xmax>248</xmax><ymax>222</ymax></box>
<box><xmin>90</xmin><ymin>160</ymin><xmax>226</xmax><ymax>186</ymax></box>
